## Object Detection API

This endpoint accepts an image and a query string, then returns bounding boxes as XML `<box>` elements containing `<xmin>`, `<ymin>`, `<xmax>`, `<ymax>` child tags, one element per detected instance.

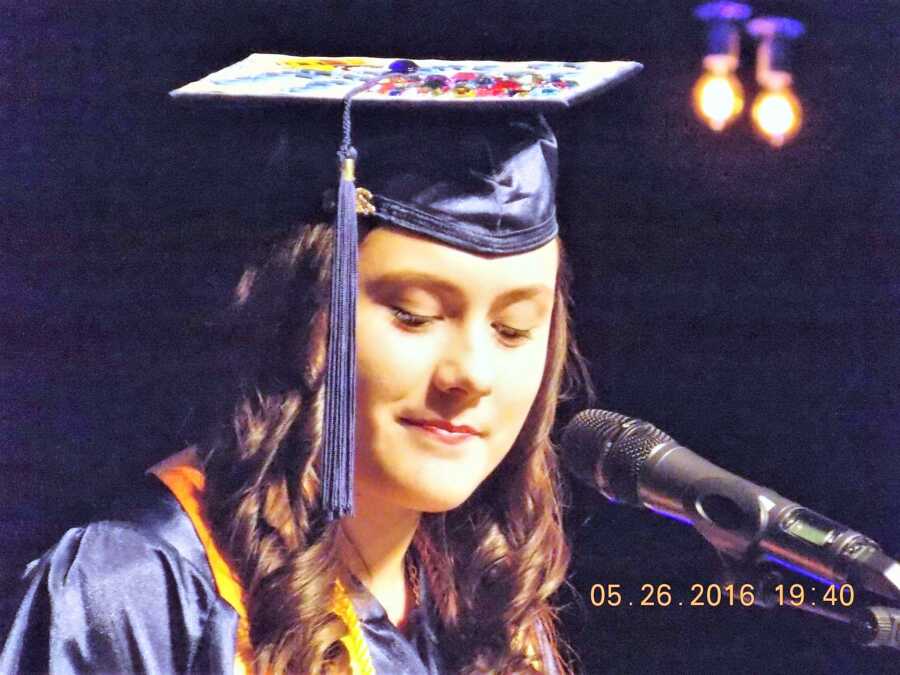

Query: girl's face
<box><xmin>354</xmin><ymin>227</ymin><xmax>559</xmax><ymax>514</ymax></box>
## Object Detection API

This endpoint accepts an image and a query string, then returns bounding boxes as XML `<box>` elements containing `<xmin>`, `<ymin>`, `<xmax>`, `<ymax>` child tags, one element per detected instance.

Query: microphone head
<box><xmin>562</xmin><ymin>409</ymin><xmax>673</xmax><ymax>506</ymax></box>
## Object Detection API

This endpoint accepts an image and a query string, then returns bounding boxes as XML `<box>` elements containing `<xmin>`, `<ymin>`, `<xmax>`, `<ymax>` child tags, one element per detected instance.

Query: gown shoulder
<box><xmin>0</xmin><ymin>476</ymin><xmax>239</xmax><ymax>674</ymax></box>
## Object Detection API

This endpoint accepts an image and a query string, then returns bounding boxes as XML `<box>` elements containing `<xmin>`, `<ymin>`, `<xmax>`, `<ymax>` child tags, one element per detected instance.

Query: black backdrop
<box><xmin>2</xmin><ymin>1</ymin><xmax>898</xmax><ymax>673</ymax></box>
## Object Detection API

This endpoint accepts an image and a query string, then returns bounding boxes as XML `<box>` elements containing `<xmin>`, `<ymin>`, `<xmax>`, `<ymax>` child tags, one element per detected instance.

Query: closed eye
<box><xmin>493</xmin><ymin>323</ymin><xmax>532</xmax><ymax>345</ymax></box>
<box><xmin>391</xmin><ymin>306</ymin><xmax>436</xmax><ymax>328</ymax></box>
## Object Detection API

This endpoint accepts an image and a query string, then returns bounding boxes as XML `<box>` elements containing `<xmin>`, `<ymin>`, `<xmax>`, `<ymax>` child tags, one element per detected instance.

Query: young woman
<box><xmin>0</xmin><ymin>56</ymin><xmax>640</xmax><ymax>674</ymax></box>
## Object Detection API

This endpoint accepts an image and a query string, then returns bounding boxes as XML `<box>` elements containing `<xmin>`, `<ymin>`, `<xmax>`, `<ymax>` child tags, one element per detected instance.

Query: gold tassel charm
<box><xmin>355</xmin><ymin>187</ymin><xmax>376</xmax><ymax>215</ymax></box>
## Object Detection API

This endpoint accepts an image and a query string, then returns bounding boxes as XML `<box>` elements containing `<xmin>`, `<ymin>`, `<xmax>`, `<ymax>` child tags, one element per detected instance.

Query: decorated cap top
<box><xmin>170</xmin><ymin>54</ymin><xmax>642</xmax><ymax>108</ymax></box>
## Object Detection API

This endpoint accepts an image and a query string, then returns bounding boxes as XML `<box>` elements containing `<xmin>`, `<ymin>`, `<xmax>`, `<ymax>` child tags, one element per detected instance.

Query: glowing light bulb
<box><xmin>692</xmin><ymin>3</ymin><xmax>752</xmax><ymax>133</ymax></box>
<box><xmin>747</xmin><ymin>16</ymin><xmax>806</xmax><ymax>147</ymax></box>
<box><xmin>751</xmin><ymin>87</ymin><xmax>801</xmax><ymax>147</ymax></box>
<box><xmin>693</xmin><ymin>70</ymin><xmax>745</xmax><ymax>131</ymax></box>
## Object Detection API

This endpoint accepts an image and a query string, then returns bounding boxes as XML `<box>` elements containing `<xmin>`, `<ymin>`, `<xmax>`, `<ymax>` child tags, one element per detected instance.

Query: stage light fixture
<box><xmin>692</xmin><ymin>2</ymin><xmax>753</xmax><ymax>132</ymax></box>
<box><xmin>747</xmin><ymin>16</ymin><xmax>806</xmax><ymax>147</ymax></box>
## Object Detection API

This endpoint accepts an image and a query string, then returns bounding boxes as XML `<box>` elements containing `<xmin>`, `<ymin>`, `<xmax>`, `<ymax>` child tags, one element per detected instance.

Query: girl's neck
<box><xmin>337</xmin><ymin>493</ymin><xmax>421</xmax><ymax>627</ymax></box>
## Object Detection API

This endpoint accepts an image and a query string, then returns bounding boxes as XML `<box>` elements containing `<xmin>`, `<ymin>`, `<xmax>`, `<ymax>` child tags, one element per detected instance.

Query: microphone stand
<box><xmin>716</xmin><ymin>555</ymin><xmax>900</xmax><ymax>651</ymax></box>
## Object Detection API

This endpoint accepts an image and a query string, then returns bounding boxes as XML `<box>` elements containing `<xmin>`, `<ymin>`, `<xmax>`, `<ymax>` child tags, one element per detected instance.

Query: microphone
<box><xmin>562</xmin><ymin>409</ymin><xmax>900</xmax><ymax>602</ymax></box>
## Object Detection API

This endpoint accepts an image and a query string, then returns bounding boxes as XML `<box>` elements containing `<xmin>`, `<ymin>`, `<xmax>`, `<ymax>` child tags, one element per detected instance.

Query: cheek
<box><xmin>488</xmin><ymin>338</ymin><xmax>551</xmax><ymax>458</ymax></box>
<box><xmin>355</xmin><ymin>307</ymin><xmax>434</xmax><ymax>418</ymax></box>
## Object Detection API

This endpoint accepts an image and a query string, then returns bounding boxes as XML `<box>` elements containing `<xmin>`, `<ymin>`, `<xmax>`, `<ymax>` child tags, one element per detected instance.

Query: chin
<box><xmin>364</xmin><ymin>467</ymin><xmax>486</xmax><ymax>514</ymax></box>
<box><xmin>396</xmin><ymin>472</ymin><xmax>483</xmax><ymax>513</ymax></box>
<box><xmin>355</xmin><ymin>427</ymin><xmax>508</xmax><ymax>514</ymax></box>
<box><xmin>412</xmin><ymin>490</ymin><xmax>475</xmax><ymax>514</ymax></box>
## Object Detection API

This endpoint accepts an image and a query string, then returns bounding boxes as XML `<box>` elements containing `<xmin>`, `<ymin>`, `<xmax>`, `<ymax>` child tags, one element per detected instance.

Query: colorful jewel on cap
<box><xmin>389</xmin><ymin>59</ymin><xmax>419</xmax><ymax>74</ymax></box>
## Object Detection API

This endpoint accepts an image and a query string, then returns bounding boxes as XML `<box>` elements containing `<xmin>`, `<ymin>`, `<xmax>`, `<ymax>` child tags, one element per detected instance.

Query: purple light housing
<box><xmin>746</xmin><ymin>16</ymin><xmax>807</xmax><ymax>40</ymax></box>
<box><xmin>694</xmin><ymin>2</ymin><xmax>753</xmax><ymax>69</ymax></box>
<box><xmin>747</xmin><ymin>16</ymin><xmax>806</xmax><ymax>79</ymax></box>
<box><xmin>693</xmin><ymin>1</ymin><xmax>753</xmax><ymax>22</ymax></box>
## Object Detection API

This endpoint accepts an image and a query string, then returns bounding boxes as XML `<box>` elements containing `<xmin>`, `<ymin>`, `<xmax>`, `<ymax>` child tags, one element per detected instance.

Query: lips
<box><xmin>400</xmin><ymin>417</ymin><xmax>483</xmax><ymax>443</ymax></box>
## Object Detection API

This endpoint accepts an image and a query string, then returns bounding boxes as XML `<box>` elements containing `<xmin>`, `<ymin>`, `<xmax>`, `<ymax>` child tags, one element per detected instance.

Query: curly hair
<box><xmin>199</xmin><ymin>221</ymin><xmax>591</xmax><ymax>673</ymax></box>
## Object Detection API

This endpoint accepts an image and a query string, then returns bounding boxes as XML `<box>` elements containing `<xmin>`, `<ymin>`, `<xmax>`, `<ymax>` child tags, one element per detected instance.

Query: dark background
<box><xmin>2</xmin><ymin>1</ymin><xmax>897</xmax><ymax>673</ymax></box>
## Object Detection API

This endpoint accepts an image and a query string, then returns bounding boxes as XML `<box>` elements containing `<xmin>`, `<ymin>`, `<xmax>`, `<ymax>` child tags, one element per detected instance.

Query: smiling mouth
<box><xmin>399</xmin><ymin>418</ymin><xmax>482</xmax><ymax>444</ymax></box>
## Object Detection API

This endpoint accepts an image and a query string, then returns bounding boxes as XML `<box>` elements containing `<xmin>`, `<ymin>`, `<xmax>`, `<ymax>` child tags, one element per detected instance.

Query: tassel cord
<box><xmin>321</xmin><ymin>67</ymin><xmax>392</xmax><ymax>519</ymax></box>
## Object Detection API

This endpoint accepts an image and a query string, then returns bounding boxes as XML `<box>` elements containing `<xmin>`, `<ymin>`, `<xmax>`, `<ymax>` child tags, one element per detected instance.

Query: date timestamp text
<box><xmin>589</xmin><ymin>582</ymin><xmax>856</xmax><ymax>608</ymax></box>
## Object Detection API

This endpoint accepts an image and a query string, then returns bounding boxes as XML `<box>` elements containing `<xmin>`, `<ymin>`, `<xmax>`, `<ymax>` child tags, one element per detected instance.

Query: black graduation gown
<box><xmin>0</xmin><ymin>477</ymin><xmax>446</xmax><ymax>674</ymax></box>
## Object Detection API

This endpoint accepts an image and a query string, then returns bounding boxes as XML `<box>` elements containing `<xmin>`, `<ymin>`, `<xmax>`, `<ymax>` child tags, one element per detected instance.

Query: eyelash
<box><xmin>494</xmin><ymin>325</ymin><xmax>532</xmax><ymax>344</ymax></box>
<box><xmin>390</xmin><ymin>307</ymin><xmax>532</xmax><ymax>344</ymax></box>
<box><xmin>391</xmin><ymin>307</ymin><xmax>433</xmax><ymax>328</ymax></box>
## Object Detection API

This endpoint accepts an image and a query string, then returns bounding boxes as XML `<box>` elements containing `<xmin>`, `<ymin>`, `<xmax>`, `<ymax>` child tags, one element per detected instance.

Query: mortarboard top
<box><xmin>171</xmin><ymin>54</ymin><xmax>642</xmax><ymax>519</ymax></box>
<box><xmin>170</xmin><ymin>54</ymin><xmax>641</xmax><ymax>109</ymax></box>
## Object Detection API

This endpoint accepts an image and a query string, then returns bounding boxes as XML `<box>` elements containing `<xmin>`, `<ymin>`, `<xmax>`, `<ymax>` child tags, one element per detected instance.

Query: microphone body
<box><xmin>563</xmin><ymin>409</ymin><xmax>900</xmax><ymax>602</ymax></box>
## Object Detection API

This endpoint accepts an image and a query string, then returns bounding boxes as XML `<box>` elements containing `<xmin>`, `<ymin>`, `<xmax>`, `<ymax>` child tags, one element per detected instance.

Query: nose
<box><xmin>432</xmin><ymin>325</ymin><xmax>494</xmax><ymax>401</ymax></box>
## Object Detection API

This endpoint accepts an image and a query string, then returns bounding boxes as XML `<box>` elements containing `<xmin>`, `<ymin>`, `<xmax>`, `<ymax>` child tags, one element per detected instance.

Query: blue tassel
<box><xmin>321</xmin><ymin>146</ymin><xmax>359</xmax><ymax>520</ymax></box>
<box><xmin>320</xmin><ymin>68</ymin><xmax>400</xmax><ymax>519</ymax></box>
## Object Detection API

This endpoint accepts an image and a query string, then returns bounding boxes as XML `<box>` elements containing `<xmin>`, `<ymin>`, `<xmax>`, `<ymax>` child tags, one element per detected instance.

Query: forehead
<box><xmin>358</xmin><ymin>227</ymin><xmax>559</xmax><ymax>296</ymax></box>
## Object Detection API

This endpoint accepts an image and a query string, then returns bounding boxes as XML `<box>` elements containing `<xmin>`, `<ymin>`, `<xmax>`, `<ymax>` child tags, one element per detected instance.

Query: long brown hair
<box><xmin>200</xmin><ymin>221</ymin><xmax>591</xmax><ymax>673</ymax></box>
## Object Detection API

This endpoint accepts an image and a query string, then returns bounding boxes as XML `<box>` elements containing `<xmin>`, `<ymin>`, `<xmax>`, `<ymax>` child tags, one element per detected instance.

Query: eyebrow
<box><xmin>364</xmin><ymin>271</ymin><xmax>554</xmax><ymax>308</ymax></box>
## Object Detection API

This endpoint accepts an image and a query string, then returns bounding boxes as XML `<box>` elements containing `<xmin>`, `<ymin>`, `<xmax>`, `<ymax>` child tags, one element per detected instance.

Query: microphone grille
<box><xmin>563</xmin><ymin>409</ymin><xmax>673</xmax><ymax>505</ymax></box>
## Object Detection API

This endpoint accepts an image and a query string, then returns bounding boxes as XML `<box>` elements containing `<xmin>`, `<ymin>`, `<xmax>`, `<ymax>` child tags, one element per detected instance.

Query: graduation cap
<box><xmin>171</xmin><ymin>54</ymin><xmax>642</xmax><ymax>520</ymax></box>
